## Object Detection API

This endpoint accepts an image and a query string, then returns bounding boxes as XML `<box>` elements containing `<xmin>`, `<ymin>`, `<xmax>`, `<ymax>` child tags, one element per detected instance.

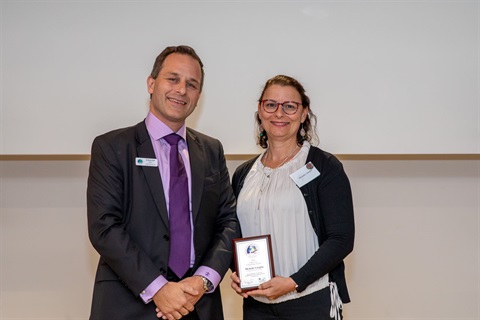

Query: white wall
<box><xmin>1</xmin><ymin>1</ymin><xmax>478</xmax><ymax>155</ymax></box>
<box><xmin>1</xmin><ymin>159</ymin><xmax>478</xmax><ymax>320</ymax></box>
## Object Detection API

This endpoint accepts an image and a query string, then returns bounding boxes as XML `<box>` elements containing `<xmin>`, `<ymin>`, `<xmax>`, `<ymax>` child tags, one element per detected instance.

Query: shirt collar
<box><xmin>145</xmin><ymin>111</ymin><xmax>187</xmax><ymax>141</ymax></box>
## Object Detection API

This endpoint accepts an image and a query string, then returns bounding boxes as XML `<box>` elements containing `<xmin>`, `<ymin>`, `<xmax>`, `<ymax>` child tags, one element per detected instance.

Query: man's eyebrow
<box><xmin>165</xmin><ymin>72</ymin><xmax>179</xmax><ymax>77</ymax></box>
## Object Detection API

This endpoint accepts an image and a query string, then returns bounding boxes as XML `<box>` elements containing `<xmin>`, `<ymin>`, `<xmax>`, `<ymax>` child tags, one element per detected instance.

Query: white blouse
<box><xmin>237</xmin><ymin>141</ymin><xmax>329</xmax><ymax>304</ymax></box>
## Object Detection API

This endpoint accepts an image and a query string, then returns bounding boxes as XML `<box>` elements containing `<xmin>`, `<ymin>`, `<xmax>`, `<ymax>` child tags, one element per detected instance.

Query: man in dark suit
<box><xmin>87</xmin><ymin>45</ymin><xmax>240</xmax><ymax>320</ymax></box>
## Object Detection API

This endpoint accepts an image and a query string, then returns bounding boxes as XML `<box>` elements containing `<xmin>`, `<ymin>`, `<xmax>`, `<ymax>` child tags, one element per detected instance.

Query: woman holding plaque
<box><xmin>230</xmin><ymin>75</ymin><xmax>355</xmax><ymax>320</ymax></box>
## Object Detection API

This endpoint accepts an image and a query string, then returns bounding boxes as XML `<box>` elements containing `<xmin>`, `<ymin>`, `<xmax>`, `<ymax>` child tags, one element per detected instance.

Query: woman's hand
<box><xmin>230</xmin><ymin>272</ymin><xmax>249</xmax><ymax>298</ymax></box>
<box><xmin>246</xmin><ymin>276</ymin><xmax>297</xmax><ymax>301</ymax></box>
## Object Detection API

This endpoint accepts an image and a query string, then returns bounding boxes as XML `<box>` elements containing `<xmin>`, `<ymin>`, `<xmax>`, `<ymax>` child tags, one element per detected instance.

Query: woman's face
<box><xmin>258</xmin><ymin>84</ymin><xmax>308</xmax><ymax>144</ymax></box>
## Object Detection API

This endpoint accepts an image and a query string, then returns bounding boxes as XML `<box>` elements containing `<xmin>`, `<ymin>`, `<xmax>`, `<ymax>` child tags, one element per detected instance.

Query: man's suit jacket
<box><xmin>87</xmin><ymin>121</ymin><xmax>240</xmax><ymax>320</ymax></box>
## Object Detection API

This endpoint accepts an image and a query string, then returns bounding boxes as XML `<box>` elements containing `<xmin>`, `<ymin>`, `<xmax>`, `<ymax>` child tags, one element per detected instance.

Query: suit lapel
<box><xmin>135</xmin><ymin>122</ymin><xmax>169</xmax><ymax>228</ymax></box>
<box><xmin>186</xmin><ymin>129</ymin><xmax>205</xmax><ymax>222</ymax></box>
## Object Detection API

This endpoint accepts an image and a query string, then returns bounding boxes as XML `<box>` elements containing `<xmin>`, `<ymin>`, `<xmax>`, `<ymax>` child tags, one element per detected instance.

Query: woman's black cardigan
<box><xmin>231</xmin><ymin>146</ymin><xmax>355</xmax><ymax>303</ymax></box>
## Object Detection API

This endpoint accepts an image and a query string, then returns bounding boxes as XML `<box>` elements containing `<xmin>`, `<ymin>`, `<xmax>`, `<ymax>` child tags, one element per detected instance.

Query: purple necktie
<box><xmin>164</xmin><ymin>133</ymin><xmax>191</xmax><ymax>278</ymax></box>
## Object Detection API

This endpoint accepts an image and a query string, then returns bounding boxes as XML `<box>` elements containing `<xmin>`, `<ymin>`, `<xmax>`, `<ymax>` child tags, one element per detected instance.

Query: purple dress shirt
<box><xmin>139</xmin><ymin>112</ymin><xmax>220</xmax><ymax>303</ymax></box>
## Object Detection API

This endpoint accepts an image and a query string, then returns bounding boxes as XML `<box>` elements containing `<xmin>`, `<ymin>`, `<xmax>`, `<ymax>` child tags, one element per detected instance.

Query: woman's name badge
<box><xmin>290</xmin><ymin>162</ymin><xmax>320</xmax><ymax>187</ymax></box>
<box><xmin>135</xmin><ymin>157</ymin><xmax>158</xmax><ymax>167</ymax></box>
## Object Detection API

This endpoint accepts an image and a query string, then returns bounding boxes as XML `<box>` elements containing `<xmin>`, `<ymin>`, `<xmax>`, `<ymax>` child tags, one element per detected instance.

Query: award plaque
<box><xmin>233</xmin><ymin>235</ymin><xmax>275</xmax><ymax>291</ymax></box>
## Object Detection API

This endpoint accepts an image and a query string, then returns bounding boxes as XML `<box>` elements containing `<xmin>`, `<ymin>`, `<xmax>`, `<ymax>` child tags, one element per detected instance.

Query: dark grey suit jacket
<box><xmin>87</xmin><ymin>121</ymin><xmax>240</xmax><ymax>320</ymax></box>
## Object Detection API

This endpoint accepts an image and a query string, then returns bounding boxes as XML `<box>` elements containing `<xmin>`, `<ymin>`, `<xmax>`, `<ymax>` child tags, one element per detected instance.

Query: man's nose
<box><xmin>175</xmin><ymin>81</ymin><xmax>187</xmax><ymax>95</ymax></box>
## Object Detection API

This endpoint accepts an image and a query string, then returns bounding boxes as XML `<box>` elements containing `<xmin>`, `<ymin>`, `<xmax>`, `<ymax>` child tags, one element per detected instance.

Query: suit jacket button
<box><xmin>163</xmin><ymin>234</ymin><xmax>170</xmax><ymax>241</ymax></box>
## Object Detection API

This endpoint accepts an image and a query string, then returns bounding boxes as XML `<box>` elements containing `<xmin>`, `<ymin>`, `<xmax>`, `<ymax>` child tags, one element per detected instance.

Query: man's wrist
<box><xmin>140</xmin><ymin>275</ymin><xmax>168</xmax><ymax>303</ymax></box>
<box><xmin>198</xmin><ymin>275</ymin><xmax>214</xmax><ymax>292</ymax></box>
<box><xmin>193</xmin><ymin>266</ymin><xmax>220</xmax><ymax>292</ymax></box>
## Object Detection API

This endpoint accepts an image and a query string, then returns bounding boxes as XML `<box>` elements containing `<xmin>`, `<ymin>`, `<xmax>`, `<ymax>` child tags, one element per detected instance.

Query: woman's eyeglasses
<box><xmin>261</xmin><ymin>99</ymin><xmax>302</xmax><ymax>115</ymax></box>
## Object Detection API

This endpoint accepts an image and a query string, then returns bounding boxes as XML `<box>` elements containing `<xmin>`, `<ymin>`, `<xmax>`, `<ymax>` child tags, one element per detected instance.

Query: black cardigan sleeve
<box><xmin>290</xmin><ymin>147</ymin><xmax>355</xmax><ymax>303</ymax></box>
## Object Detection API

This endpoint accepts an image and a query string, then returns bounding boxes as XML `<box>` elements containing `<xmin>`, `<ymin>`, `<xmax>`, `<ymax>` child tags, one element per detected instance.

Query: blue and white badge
<box><xmin>290</xmin><ymin>162</ymin><xmax>320</xmax><ymax>187</ymax></box>
<box><xmin>135</xmin><ymin>157</ymin><xmax>158</xmax><ymax>167</ymax></box>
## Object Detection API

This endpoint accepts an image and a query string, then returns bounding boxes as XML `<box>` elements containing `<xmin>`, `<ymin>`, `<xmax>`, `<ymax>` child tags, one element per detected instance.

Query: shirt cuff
<box><xmin>194</xmin><ymin>266</ymin><xmax>221</xmax><ymax>293</ymax></box>
<box><xmin>139</xmin><ymin>275</ymin><xmax>168</xmax><ymax>304</ymax></box>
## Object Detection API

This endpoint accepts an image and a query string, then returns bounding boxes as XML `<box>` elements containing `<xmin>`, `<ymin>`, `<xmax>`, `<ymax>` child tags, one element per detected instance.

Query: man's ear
<box><xmin>147</xmin><ymin>76</ymin><xmax>155</xmax><ymax>94</ymax></box>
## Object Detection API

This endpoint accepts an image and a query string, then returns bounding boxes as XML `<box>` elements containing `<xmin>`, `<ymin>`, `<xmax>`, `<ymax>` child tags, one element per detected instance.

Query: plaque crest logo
<box><xmin>245</xmin><ymin>244</ymin><xmax>258</xmax><ymax>257</ymax></box>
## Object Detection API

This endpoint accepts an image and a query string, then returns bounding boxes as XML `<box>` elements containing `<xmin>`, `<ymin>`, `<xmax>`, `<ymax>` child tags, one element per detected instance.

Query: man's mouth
<box><xmin>168</xmin><ymin>97</ymin><xmax>187</xmax><ymax>105</ymax></box>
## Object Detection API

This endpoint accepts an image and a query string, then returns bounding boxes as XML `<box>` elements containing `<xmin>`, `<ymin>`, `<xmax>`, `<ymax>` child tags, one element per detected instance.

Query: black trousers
<box><xmin>243</xmin><ymin>286</ymin><xmax>342</xmax><ymax>320</ymax></box>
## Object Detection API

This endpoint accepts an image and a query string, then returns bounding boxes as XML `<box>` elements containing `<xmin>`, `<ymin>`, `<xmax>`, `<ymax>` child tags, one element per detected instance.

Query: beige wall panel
<box><xmin>1</xmin><ymin>159</ymin><xmax>479</xmax><ymax>319</ymax></box>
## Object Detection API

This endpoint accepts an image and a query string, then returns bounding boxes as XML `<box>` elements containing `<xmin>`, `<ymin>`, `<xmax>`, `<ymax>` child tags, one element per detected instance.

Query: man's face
<box><xmin>147</xmin><ymin>53</ymin><xmax>202</xmax><ymax>131</ymax></box>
